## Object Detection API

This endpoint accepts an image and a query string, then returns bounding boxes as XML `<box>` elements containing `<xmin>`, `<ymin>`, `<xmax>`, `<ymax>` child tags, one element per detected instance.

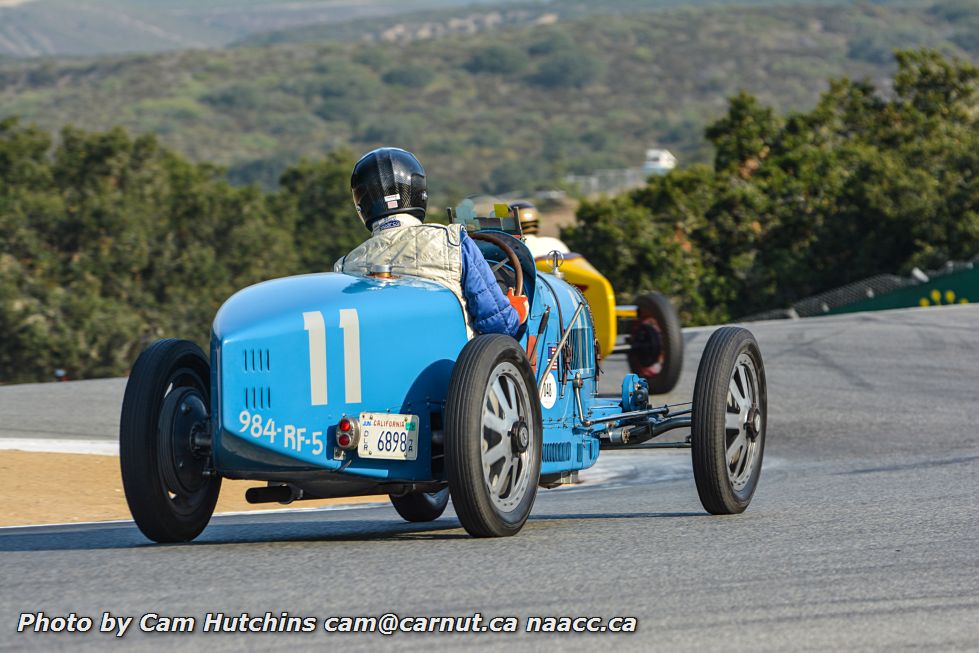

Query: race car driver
<box><xmin>509</xmin><ymin>200</ymin><xmax>570</xmax><ymax>260</ymax></box>
<box><xmin>335</xmin><ymin>147</ymin><xmax>529</xmax><ymax>338</ymax></box>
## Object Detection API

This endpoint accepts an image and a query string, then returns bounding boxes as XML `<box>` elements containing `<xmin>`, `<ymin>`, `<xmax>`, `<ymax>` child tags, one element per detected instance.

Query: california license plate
<box><xmin>358</xmin><ymin>412</ymin><xmax>419</xmax><ymax>461</ymax></box>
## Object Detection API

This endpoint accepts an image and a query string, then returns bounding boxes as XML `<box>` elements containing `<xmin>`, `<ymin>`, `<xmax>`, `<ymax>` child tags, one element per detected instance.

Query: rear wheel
<box><xmin>445</xmin><ymin>335</ymin><xmax>542</xmax><ymax>537</ymax></box>
<box><xmin>120</xmin><ymin>339</ymin><xmax>220</xmax><ymax>543</ymax></box>
<box><xmin>628</xmin><ymin>291</ymin><xmax>683</xmax><ymax>394</ymax></box>
<box><xmin>390</xmin><ymin>487</ymin><xmax>450</xmax><ymax>522</ymax></box>
<box><xmin>691</xmin><ymin>327</ymin><xmax>767</xmax><ymax>514</ymax></box>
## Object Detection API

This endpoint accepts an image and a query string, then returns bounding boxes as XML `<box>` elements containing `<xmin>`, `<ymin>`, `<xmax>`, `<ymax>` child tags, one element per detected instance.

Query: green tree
<box><xmin>276</xmin><ymin>149</ymin><xmax>361</xmax><ymax>272</ymax></box>
<box><xmin>383</xmin><ymin>63</ymin><xmax>436</xmax><ymax>88</ymax></box>
<box><xmin>465</xmin><ymin>45</ymin><xmax>530</xmax><ymax>75</ymax></box>
<box><xmin>530</xmin><ymin>50</ymin><xmax>606</xmax><ymax>89</ymax></box>
<box><xmin>705</xmin><ymin>92</ymin><xmax>780</xmax><ymax>173</ymax></box>
<box><xmin>0</xmin><ymin>122</ymin><xmax>299</xmax><ymax>381</ymax></box>
<box><xmin>562</xmin><ymin>49</ymin><xmax>979</xmax><ymax>323</ymax></box>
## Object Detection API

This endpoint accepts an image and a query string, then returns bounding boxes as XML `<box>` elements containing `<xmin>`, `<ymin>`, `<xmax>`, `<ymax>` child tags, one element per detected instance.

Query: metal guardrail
<box><xmin>791</xmin><ymin>274</ymin><xmax>913</xmax><ymax>317</ymax></box>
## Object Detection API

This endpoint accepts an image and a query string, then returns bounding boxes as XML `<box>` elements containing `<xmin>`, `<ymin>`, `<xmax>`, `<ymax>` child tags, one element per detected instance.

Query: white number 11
<box><xmin>302</xmin><ymin>309</ymin><xmax>361</xmax><ymax>406</ymax></box>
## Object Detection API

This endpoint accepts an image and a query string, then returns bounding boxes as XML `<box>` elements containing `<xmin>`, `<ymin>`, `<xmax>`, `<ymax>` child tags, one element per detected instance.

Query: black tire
<box><xmin>390</xmin><ymin>487</ymin><xmax>450</xmax><ymax>522</ymax></box>
<box><xmin>628</xmin><ymin>291</ymin><xmax>683</xmax><ymax>394</ymax></box>
<box><xmin>445</xmin><ymin>335</ymin><xmax>542</xmax><ymax>537</ymax></box>
<box><xmin>120</xmin><ymin>339</ymin><xmax>221</xmax><ymax>543</ymax></box>
<box><xmin>691</xmin><ymin>327</ymin><xmax>767</xmax><ymax>514</ymax></box>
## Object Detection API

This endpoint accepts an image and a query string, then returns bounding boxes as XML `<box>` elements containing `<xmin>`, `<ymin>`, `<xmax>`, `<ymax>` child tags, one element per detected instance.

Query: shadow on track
<box><xmin>0</xmin><ymin>510</ymin><xmax>704</xmax><ymax>552</ymax></box>
<box><xmin>533</xmin><ymin>511</ymin><xmax>700</xmax><ymax>522</ymax></box>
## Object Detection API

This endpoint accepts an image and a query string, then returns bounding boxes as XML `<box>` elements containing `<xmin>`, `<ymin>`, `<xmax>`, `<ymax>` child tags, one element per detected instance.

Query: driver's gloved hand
<box><xmin>506</xmin><ymin>288</ymin><xmax>529</xmax><ymax>325</ymax></box>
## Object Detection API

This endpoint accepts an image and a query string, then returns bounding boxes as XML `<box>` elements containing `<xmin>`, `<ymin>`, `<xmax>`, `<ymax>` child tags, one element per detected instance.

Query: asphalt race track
<box><xmin>1</xmin><ymin>305</ymin><xmax>977</xmax><ymax>651</ymax></box>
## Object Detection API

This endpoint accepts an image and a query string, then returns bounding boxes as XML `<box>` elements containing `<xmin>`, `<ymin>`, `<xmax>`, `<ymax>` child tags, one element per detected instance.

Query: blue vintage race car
<box><xmin>120</xmin><ymin>203</ymin><xmax>768</xmax><ymax>541</ymax></box>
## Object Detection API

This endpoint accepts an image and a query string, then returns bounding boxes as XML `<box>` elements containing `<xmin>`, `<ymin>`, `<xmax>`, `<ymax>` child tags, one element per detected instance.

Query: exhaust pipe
<box><xmin>245</xmin><ymin>484</ymin><xmax>303</xmax><ymax>504</ymax></box>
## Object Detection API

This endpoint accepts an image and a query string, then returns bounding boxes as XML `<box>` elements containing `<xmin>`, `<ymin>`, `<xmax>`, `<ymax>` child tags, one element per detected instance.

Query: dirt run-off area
<box><xmin>0</xmin><ymin>450</ymin><xmax>384</xmax><ymax>527</ymax></box>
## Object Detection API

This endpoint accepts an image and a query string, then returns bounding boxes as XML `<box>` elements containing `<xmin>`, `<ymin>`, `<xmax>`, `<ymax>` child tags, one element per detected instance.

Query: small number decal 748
<box><xmin>302</xmin><ymin>309</ymin><xmax>361</xmax><ymax>405</ymax></box>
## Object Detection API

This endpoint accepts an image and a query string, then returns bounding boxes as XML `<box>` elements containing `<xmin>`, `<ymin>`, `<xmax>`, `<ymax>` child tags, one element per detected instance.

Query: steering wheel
<box><xmin>470</xmin><ymin>232</ymin><xmax>523</xmax><ymax>297</ymax></box>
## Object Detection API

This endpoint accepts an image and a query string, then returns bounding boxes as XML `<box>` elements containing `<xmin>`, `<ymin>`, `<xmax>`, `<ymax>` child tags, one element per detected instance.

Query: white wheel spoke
<box><xmin>483</xmin><ymin>411</ymin><xmax>509</xmax><ymax>437</ymax></box>
<box><xmin>492</xmin><ymin>458</ymin><xmax>512</xmax><ymax>494</ymax></box>
<box><xmin>738</xmin><ymin>365</ymin><xmax>754</xmax><ymax>409</ymax></box>
<box><xmin>483</xmin><ymin>438</ymin><xmax>509</xmax><ymax>466</ymax></box>
<box><xmin>729</xmin><ymin>375</ymin><xmax>749</xmax><ymax>412</ymax></box>
<box><xmin>491</xmin><ymin>377</ymin><xmax>509</xmax><ymax>411</ymax></box>
<box><xmin>725</xmin><ymin>411</ymin><xmax>742</xmax><ymax>432</ymax></box>
<box><xmin>727</xmin><ymin>432</ymin><xmax>747</xmax><ymax>467</ymax></box>
<box><xmin>492</xmin><ymin>378</ymin><xmax>516</xmax><ymax>423</ymax></box>
<box><xmin>508</xmin><ymin>459</ymin><xmax>521</xmax><ymax>496</ymax></box>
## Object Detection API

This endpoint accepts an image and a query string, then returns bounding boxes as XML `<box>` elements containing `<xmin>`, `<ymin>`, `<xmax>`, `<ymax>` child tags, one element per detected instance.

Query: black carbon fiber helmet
<box><xmin>351</xmin><ymin>147</ymin><xmax>428</xmax><ymax>230</ymax></box>
<box><xmin>509</xmin><ymin>200</ymin><xmax>538</xmax><ymax>235</ymax></box>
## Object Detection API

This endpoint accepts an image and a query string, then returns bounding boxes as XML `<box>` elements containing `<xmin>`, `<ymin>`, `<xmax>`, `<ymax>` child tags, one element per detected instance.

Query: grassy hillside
<box><xmin>0</xmin><ymin>0</ymin><xmax>521</xmax><ymax>57</ymax></box>
<box><xmin>237</xmin><ymin>0</ymin><xmax>834</xmax><ymax>47</ymax></box>
<box><xmin>1</xmin><ymin>2</ymin><xmax>976</xmax><ymax>202</ymax></box>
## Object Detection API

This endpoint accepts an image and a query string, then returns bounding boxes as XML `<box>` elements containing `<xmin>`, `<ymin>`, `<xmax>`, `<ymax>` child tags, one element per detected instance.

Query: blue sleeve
<box><xmin>459</xmin><ymin>231</ymin><xmax>521</xmax><ymax>337</ymax></box>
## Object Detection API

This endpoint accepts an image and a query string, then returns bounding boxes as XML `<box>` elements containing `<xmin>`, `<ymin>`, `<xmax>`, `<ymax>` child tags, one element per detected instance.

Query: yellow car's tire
<box><xmin>627</xmin><ymin>292</ymin><xmax>683</xmax><ymax>394</ymax></box>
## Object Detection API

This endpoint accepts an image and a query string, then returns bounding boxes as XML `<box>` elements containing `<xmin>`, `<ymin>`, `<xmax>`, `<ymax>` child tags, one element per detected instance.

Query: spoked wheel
<box><xmin>120</xmin><ymin>339</ymin><xmax>221</xmax><ymax>543</ymax></box>
<box><xmin>390</xmin><ymin>487</ymin><xmax>450</xmax><ymax>522</ymax></box>
<box><xmin>627</xmin><ymin>292</ymin><xmax>683</xmax><ymax>394</ymax></box>
<box><xmin>691</xmin><ymin>327</ymin><xmax>767</xmax><ymax>514</ymax></box>
<box><xmin>445</xmin><ymin>335</ymin><xmax>542</xmax><ymax>537</ymax></box>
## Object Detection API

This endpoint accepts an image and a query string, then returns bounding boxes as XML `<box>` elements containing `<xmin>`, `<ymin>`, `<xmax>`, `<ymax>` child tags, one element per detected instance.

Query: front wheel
<box><xmin>120</xmin><ymin>339</ymin><xmax>220</xmax><ymax>543</ymax></box>
<box><xmin>390</xmin><ymin>487</ymin><xmax>450</xmax><ymax>522</ymax></box>
<box><xmin>445</xmin><ymin>335</ymin><xmax>542</xmax><ymax>537</ymax></box>
<box><xmin>691</xmin><ymin>327</ymin><xmax>767</xmax><ymax>514</ymax></box>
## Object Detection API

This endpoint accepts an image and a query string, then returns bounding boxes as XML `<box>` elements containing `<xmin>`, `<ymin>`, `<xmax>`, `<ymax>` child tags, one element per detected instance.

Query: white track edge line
<box><xmin>0</xmin><ymin>438</ymin><xmax>118</xmax><ymax>455</ymax></box>
<box><xmin>0</xmin><ymin>502</ymin><xmax>392</xmax><ymax>532</ymax></box>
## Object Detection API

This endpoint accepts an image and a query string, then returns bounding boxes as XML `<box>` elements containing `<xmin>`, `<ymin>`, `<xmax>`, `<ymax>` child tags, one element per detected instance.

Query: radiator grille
<box><xmin>543</xmin><ymin>442</ymin><xmax>571</xmax><ymax>462</ymax></box>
